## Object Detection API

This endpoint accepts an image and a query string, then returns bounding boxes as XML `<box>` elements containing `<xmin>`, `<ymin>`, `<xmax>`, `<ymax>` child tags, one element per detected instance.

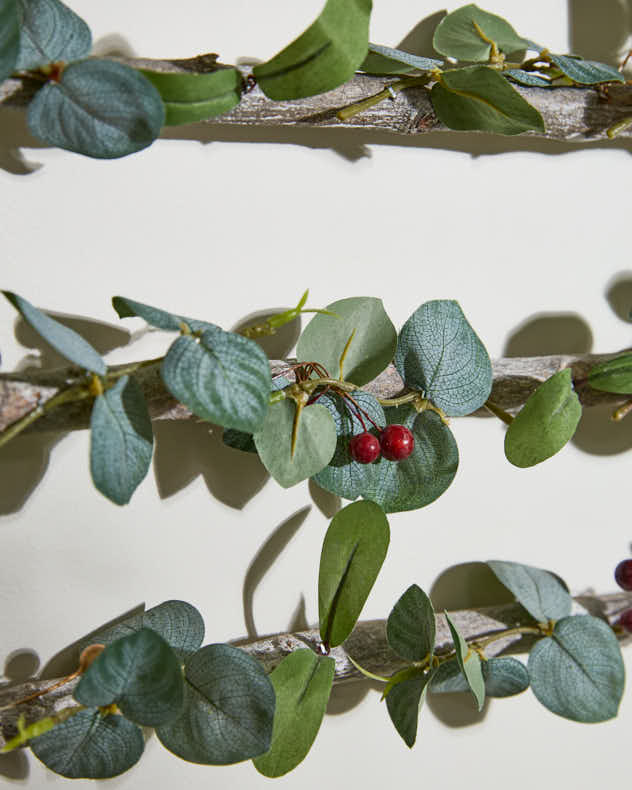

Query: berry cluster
<box><xmin>349</xmin><ymin>424</ymin><xmax>415</xmax><ymax>464</ymax></box>
<box><xmin>614</xmin><ymin>558</ymin><xmax>632</xmax><ymax>632</ymax></box>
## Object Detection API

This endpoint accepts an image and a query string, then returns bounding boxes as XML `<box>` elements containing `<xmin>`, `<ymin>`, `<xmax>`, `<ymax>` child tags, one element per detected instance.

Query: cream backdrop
<box><xmin>1</xmin><ymin>1</ymin><xmax>632</xmax><ymax>788</ymax></box>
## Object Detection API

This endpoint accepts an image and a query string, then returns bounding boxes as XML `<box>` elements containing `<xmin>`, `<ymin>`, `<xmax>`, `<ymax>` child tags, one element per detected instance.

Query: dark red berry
<box><xmin>380</xmin><ymin>424</ymin><xmax>414</xmax><ymax>461</ymax></box>
<box><xmin>614</xmin><ymin>559</ymin><xmax>632</xmax><ymax>591</ymax></box>
<box><xmin>349</xmin><ymin>432</ymin><xmax>381</xmax><ymax>464</ymax></box>
<box><xmin>618</xmin><ymin>608</ymin><xmax>632</xmax><ymax>632</ymax></box>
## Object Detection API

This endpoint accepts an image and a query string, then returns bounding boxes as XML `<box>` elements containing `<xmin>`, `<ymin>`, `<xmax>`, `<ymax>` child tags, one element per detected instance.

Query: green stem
<box><xmin>484</xmin><ymin>400</ymin><xmax>514</xmax><ymax>425</ymax></box>
<box><xmin>472</xmin><ymin>625</ymin><xmax>544</xmax><ymax>651</ymax></box>
<box><xmin>337</xmin><ymin>76</ymin><xmax>431</xmax><ymax>122</ymax></box>
<box><xmin>104</xmin><ymin>356</ymin><xmax>164</xmax><ymax>380</ymax></box>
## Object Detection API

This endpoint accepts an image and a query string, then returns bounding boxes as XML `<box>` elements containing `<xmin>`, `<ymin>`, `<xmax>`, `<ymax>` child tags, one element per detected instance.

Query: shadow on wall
<box><xmin>568</xmin><ymin>0</ymin><xmax>632</xmax><ymax>65</ymax></box>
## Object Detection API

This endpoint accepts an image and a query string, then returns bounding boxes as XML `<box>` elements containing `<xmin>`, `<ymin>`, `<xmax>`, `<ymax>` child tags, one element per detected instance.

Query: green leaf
<box><xmin>394</xmin><ymin>299</ymin><xmax>492</xmax><ymax>416</ymax></box>
<box><xmin>312</xmin><ymin>390</ymin><xmax>385</xmax><ymax>500</ymax></box>
<box><xmin>223</xmin><ymin>376</ymin><xmax>290</xmax><ymax>454</ymax></box>
<box><xmin>90</xmin><ymin>376</ymin><xmax>153</xmax><ymax>506</ymax></box>
<box><xmin>360</xmin><ymin>407</ymin><xmax>458</xmax><ymax>513</ymax></box>
<box><xmin>504</xmin><ymin>369</ymin><xmax>581</xmax><ymax>468</ymax></box>
<box><xmin>360</xmin><ymin>43</ymin><xmax>442</xmax><ymax>74</ymax></box>
<box><xmin>156</xmin><ymin>644</ymin><xmax>275</xmax><ymax>764</ymax></box>
<box><xmin>318</xmin><ymin>500</ymin><xmax>390</xmax><ymax>647</ymax></box>
<box><xmin>112</xmin><ymin>295</ymin><xmax>184</xmax><ymax>331</ymax></box>
<box><xmin>386</xmin><ymin>584</ymin><xmax>435</xmax><ymax>662</ymax></box>
<box><xmin>430</xmin><ymin>656</ymin><xmax>529</xmax><ymax>697</ymax></box>
<box><xmin>74</xmin><ymin>628</ymin><xmax>183</xmax><ymax>726</ymax></box>
<box><xmin>162</xmin><ymin>324</ymin><xmax>272</xmax><ymax>433</ymax></box>
<box><xmin>487</xmin><ymin>560</ymin><xmax>572</xmax><ymax>623</ymax></box>
<box><xmin>297</xmin><ymin>296</ymin><xmax>397</xmax><ymax>386</ymax></box>
<box><xmin>2</xmin><ymin>291</ymin><xmax>106</xmax><ymax>374</ymax></box>
<box><xmin>385</xmin><ymin>671</ymin><xmax>430</xmax><ymax>748</ymax></box>
<box><xmin>504</xmin><ymin>68</ymin><xmax>551</xmax><ymax>87</ymax></box>
<box><xmin>0</xmin><ymin>0</ymin><xmax>19</xmax><ymax>83</ymax></box>
<box><xmin>550</xmin><ymin>54</ymin><xmax>624</xmax><ymax>85</ymax></box>
<box><xmin>85</xmin><ymin>600</ymin><xmax>204</xmax><ymax>662</ymax></box>
<box><xmin>431</xmin><ymin>66</ymin><xmax>545</xmax><ymax>135</ymax></box>
<box><xmin>27</xmin><ymin>59</ymin><xmax>165</xmax><ymax>158</ymax></box>
<box><xmin>15</xmin><ymin>0</ymin><xmax>91</xmax><ymax>71</ymax></box>
<box><xmin>254</xmin><ymin>400</ymin><xmax>337</xmax><ymax>488</ymax></box>
<box><xmin>588</xmin><ymin>354</ymin><xmax>632</xmax><ymax>394</ymax></box>
<box><xmin>140</xmin><ymin>66</ymin><xmax>243</xmax><ymax>125</ymax></box>
<box><xmin>528</xmin><ymin>615</ymin><xmax>625</xmax><ymax>722</ymax></box>
<box><xmin>30</xmin><ymin>709</ymin><xmax>143</xmax><ymax>779</ymax></box>
<box><xmin>444</xmin><ymin>612</ymin><xmax>485</xmax><ymax>710</ymax></box>
<box><xmin>253</xmin><ymin>0</ymin><xmax>371</xmax><ymax>100</ymax></box>
<box><xmin>254</xmin><ymin>650</ymin><xmax>334</xmax><ymax>777</ymax></box>
<box><xmin>433</xmin><ymin>4</ymin><xmax>528</xmax><ymax>62</ymax></box>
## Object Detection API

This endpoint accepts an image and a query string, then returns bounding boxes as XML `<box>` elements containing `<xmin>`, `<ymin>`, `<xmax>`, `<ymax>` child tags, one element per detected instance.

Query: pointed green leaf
<box><xmin>0</xmin><ymin>0</ymin><xmax>19</xmax><ymax>83</ymax></box>
<box><xmin>431</xmin><ymin>656</ymin><xmax>529</xmax><ymax>697</ymax></box>
<box><xmin>385</xmin><ymin>671</ymin><xmax>430</xmax><ymax>748</ymax></box>
<box><xmin>504</xmin><ymin>68</ymin><xmax>551</xmax><ymax>87</ymax></box>
<box><xmin>254</xmin><ymin>650</ymin><xmax>334</xmax><ymax>778</ymax></box>
<box><xmin>487</xmin><ymin>560</ymin><xmax>572</xmax><ymax>623</ymax></box>
<box><xmin>312</xmin><ymin>390</ymin><xmax>385</xmax><ymax>500</ymax></box>
<box><xmin>253</xmin><ymin>0</ymin><xmax>371</xmax><ymax>100</ymax></box>
<box><xmin>550</xmin><ymin>54</ymin><xmax>624</xmax><ymax>85</ymax></box>
<box><xmin>395</xmin><ymin>299</ymin><xmax>492</xmax><ymax>416</ymax></box>
<box><xmin>504</xmin><ymin>369</ymin><xmax>581</xmax><ymax>467</ymax></box>
<box><xmin>360</xmin><ymin>407</ymin><xmax>458</xmax><ymax>513</ymax></box>
<box><xmin>2</xmin><ymin>291</ymin><xmax>106</xmax><ymax>374</ymax></box>
<box><xmin>140</xmin><ymin>66</ymin><xmax>243</xmax><ymax>125</ymax></box>
<box><xmin>433</xmin><ymin>4</ymin><xmax>528</xmax><ymax>62</ymax></box>
<box><xmin>90</xmin><ymin>375</ymin><xmax>153</xmax><ymax>506</ymax></box>
<box><xmin>15</xmin><ymin>0</ymin><xmax>91</xmax><ymax>71</ymax></box>
<box><xmin>386</xmin><ymin>584</ymin><xmax>435</xmax><ymax>662</ymax></box>
<box><xmin>30</xmin><ymin>709</ymin><xmax>143</xmax><ymax>779</ymax></box>
<box><xmin>444</xmin><ymin>612</ymin><xmax>485</xmax><ymax>710</ymax></box>
<box><xmin>297</xmin><ymin>296</ymin><xmax>397</xmax><ymax>386</ymax></box>
<box><xmin>74</xmin><ymin>628</ymin><xmax>183</xmax><ymax>726</ymax></box>
<box><xmin>161</xmin><ymin>324</ymin><xmax>271</xmax><ymax>433</ymax></box>
<box><xmin>27</xmin><ymin>59</ymin><xmax>164</xmax><ymax>159</ymax></box>
<box><xmin>156</xmin><ymin>644</ymin><xmax>275</xmax><ymax>764</ymax></box>
<box><xmin>112</xmin><ymin>295</ymin><xmax>184</xmax><ymax>331</ymax></box>
<box><xmin>588</xmin><ymin>354</ymin><xmax>632</xmax><ymax>394</ymax></box>
<box><xmin>528</xmin><ymin>615</ymin><xmax>624</xmax><ymax>722</ymax></box>
<box><xmin>432</xmin><ymin>66</ymin><xmax>545</xmax><ymax>135</ymax></box>
<box><xmin>85</xmin><ymin>600</ymin><xmax>204</xmax><ymax>662</ymax></box>
<box><xmin>254</xmin><ymin>400</ymin><xmax>337</xmax><ymax>488</ymax></box>
<box><xmin>318</xmin><ymin>500</ymin><xmax>389</xmax><ymax>647</ymax></box>
<box><xmin>361</xmin><ymin>43</ymin><xmax>442</xmax><ymax>75</ymax></box>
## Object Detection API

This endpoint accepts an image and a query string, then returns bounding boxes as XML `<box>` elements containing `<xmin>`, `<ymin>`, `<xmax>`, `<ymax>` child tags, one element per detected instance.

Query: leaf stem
<box><xmin>484</xmin><ymin>400</ymin><xmax>514</xmax><ymax>425</ymax></box>
<box><xmin>472</xmin><ymin>625</ymin><xmax>544</xmax><ymax>651</ymax></box>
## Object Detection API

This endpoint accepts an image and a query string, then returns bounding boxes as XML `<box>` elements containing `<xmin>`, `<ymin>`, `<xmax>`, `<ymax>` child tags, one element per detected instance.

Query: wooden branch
<box><xmin>2</xmin><ymin>58</ymin><xmax>632</xmax><ymax>144</ymax></box>
<box><xmin>0</xmin><ymin>352</ymin><xmax>629</xmax><ymax>435</ymax></box>
<box><xmin>1</xmin><ymin>591</ymin><xmax>629</xmax><ymax>749</ymax></box>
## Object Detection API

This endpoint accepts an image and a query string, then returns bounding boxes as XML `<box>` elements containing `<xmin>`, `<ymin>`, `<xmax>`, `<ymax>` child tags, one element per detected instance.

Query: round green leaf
<box><xmin>15</xmin><ymin>0</ymin><xmax>91</xmax><ymax>71</ymax></box>
<box><xmin>156</xmin><ymin>644</ymin><xmax>275</xmax><ymax>765</ymax></box>
<box><xmin>550</xmin><ymin>54</ymin><xmax>624</xmax><ymax>85</ymax></box>
<box><xmin>528</xmin><ymin>615</ymin><xmax>625</xmax><ymax>722</ymax></box>
<box><xmin>433</xmin><ymin>4</ymin><xmax>528</xmax><ymax>62</ymax></box>
<box><xmin>30</xmin><ymin>709</ymin><xmax>144</xmax><ymax>779</ymax></box>
<box><xmin>360</xmin><ymin>43</ymin><xmax>443</xmax><ymax>74</ymax></box>
<box><xmin>395</xmin><ymin>299</ymin><xmax>492</xmax><ymax>416</ymax></box>
<box><xmin>431</xmin><ymin>66</ymin><xmax>545</xmax><ymax>135</ymax></box>
<box><xmin>385</xmin><ymin>671</ymin><xmax>430</xmax><ymax>748</ymax></box>
<box><xmin>27</xmin><ymin>59</ymin><xmax>165</xmax><ymax>159</ymax></box>
<box><xmin>588</xmin><ymin>354</ymin><xmax>632</xmax><ymax>394</ymax></box>
<box><xmin>0</xmin><ymin>0</ymin><xmax>19</xmax><ymax>83</ymax></box>
<box><xmin>504</xmin><ymin>368</ymin><xmax>582</xmax><ymax>468</ymax></box>
<box><xmin>112</xmin><ymin>295</ymin><xmax>184</xmax><ymax>331</ymax></box>
<box><xmin>254</xmin><ymin>650</ymin><xmax>334</xmax><ymax>778</ymax></box>
<box><xmin>253</xmin><ymin>0</ymin><xmax>371</xmax><ymax>100</ymax></box>
<box><xmin>74</xmin><ymin>628</ymin><xmax>184</xmax><ymax>726</ymax></box>
<box><xmin>90</xmin><ymin>375</ymin><xmax>153</xmax><ymax>506</ymax></box>
<box><xmin>2</xmin><ymin>290</ymin><xmax>106</xmax><ymax>374</ymax></box>
<box><xmin>487</xmin><ymin>560</ymin><xmax>572</xmax><ymax>623</ymax></box>
<box><xmin>297</xmin><ymin>296</ymin><xmax>397</xmax><ymax>386</ymax></box>
<box><xmin>387</xmin><ymin>584</ymin><xmax>436</xmax><ymax>662</ymax></box>
<box><xmin>312</xmin><ymin>390</ymin><xmax>385</xmax><ymax>500</ymax></box>
<box><xmin>360</xmin><ymin>408</ymin><xmax>458</xmax><ymax>513</ymax></box>
<box><xmin>431</xmin><ymin>656</ymin><xmax>529</xmax><ymax>697</ymax></box>
<box><xmin>444</xmin><ymin>612</ymin><xmax>485</xmax><ymax>711</ymax></box>
<box><xmin>318</xmin><ymin>500</ymin><xmax>390</xmax><ymax>647</ymax></box>
<box><xmin>254</xmin><ymin>400</ymin><xmax>337</xmax><ymax>488</ymax></box>
<box><xmin>162</xmin><ymin>324</ymin><xmax>272</xmax><ymax>433</ymax></box>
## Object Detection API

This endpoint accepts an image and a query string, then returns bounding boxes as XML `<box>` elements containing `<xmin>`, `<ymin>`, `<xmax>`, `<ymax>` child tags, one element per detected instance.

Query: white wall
<box><xmin>1</xmin><ymin>1</ymin><xmax>632</xmax><ymax>787</ymax></box>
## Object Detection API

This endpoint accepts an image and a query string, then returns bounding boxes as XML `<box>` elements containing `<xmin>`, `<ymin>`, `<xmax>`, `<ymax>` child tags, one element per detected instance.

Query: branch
<box><xmin>0</xmin><ymin>352</ymin><xmax>629</xmax><ymax>435</ymax></box>
<box><xmin>3</xmin><ymin>59</ymin><xmax>632</xmax><ymax>144</ymax></box>
<box><xmin>1</xmin><ymin>591</ymin><xmax>629</xmax><ymax>748</ymax></box>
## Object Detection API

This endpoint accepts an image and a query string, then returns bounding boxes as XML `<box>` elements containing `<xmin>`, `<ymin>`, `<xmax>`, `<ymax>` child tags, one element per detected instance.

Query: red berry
<box><xmin>614</xmin><ymin>559</ymin><xmax>632</xmax><ymax>591</ymax></box>
<box><xmin>349</xmin><ymin>432</ymin><xmax>381</xmax><ymax>464</ymax></box>
<box><xmin>618</xmin><ymin>608</ymin><xmax>632</xmax><ymax>632</ymax></box>
<box><xmin>380</xmin><ymin>424</ymin><xmax>415</xmax><ymax>461</ymax></box>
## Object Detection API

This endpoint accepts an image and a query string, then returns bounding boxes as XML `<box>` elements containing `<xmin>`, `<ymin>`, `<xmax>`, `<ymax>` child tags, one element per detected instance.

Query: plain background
<box><xmin>2</xmin><ymin>1</ymin><xmax>632</xmax><ymax>787</ymax></box>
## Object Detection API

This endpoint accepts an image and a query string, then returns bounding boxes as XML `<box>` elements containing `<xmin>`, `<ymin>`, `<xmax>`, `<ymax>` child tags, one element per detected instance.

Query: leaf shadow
<box><xmin>605</xmin><ymin>270</ymin><xmax>632</xmax><ymax>323</ymax></box>
<box><xmin>0</xmin><ymin>431</ymin><xmax>64</xmax><ymax>516</ymax></box>
<box><xmin>0</xmin><ymin>750</ymin><xmax>29</xmax><ymax>781</ymax></box>
<box><xmin>230</xmin><ymin>308</ymin><xmax>302</xmax><ymax>361</ymax></box>
<box><xmin>568</xmin><ymin>0</ymin><xmax>632</xmax><ymax>66</ymax></box>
